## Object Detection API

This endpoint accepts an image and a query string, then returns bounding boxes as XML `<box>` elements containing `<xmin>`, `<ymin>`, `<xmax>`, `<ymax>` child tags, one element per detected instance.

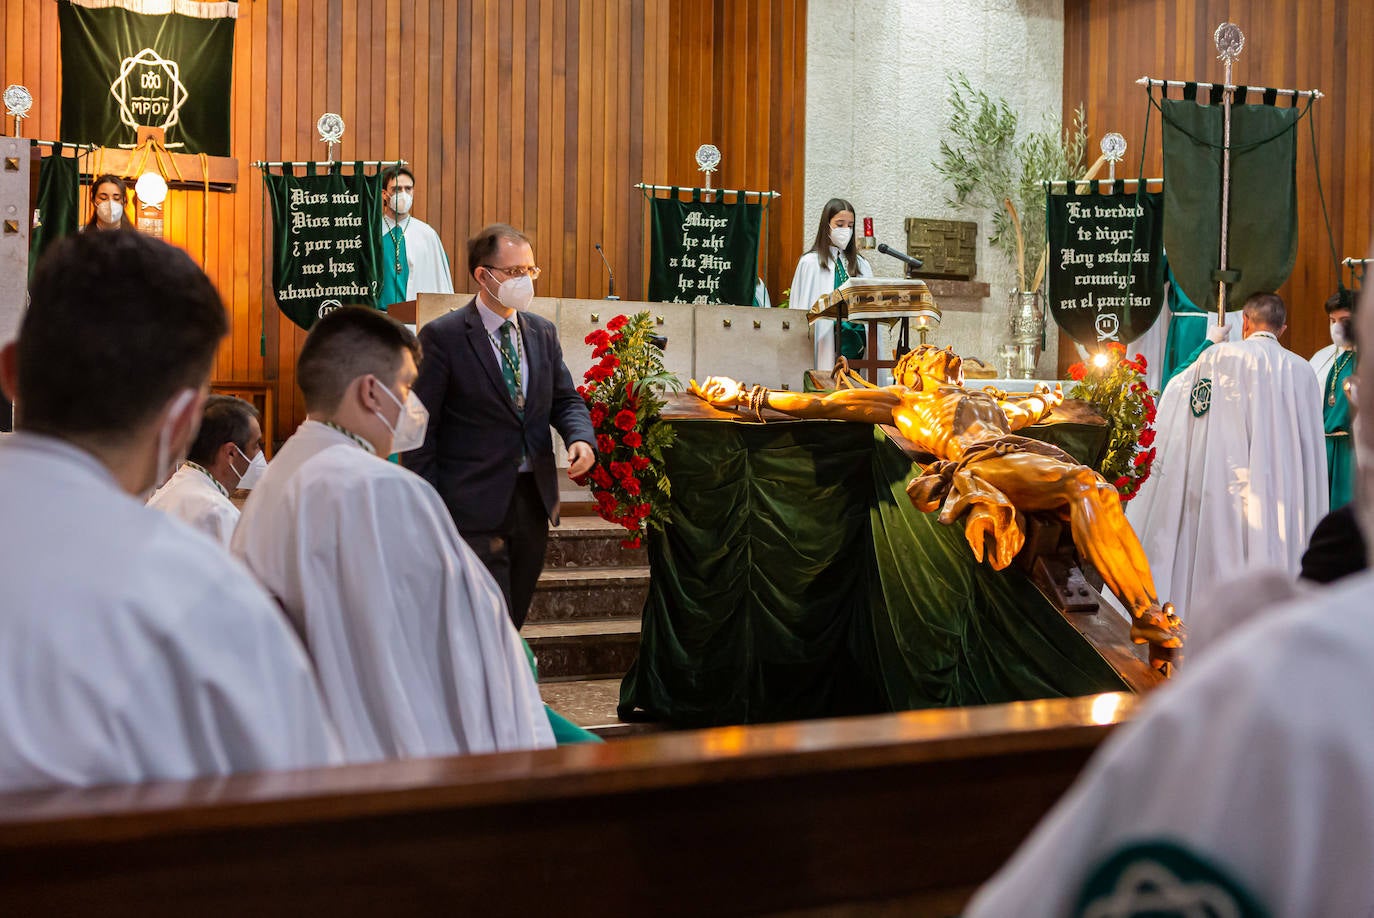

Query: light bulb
<box><xmin>135</xmin><ymin>171</ymin><xmax>168</xmax><ymax>207</ymax></box>
<box><xmin>1091</xmin><ymin>352</ymin><xmax>1110</xmax><ymax>368</ymax></box>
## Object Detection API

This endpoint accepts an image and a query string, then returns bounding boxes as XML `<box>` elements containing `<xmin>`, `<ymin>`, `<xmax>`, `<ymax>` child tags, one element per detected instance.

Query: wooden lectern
<box><xmin>808</xmin><ymin>278</ymin><xmax>942</xmax><ymax>384</ymax></box>
<box><xmin>385</xmin><ymin>299</ymin><xmax>417</xmax><ymax>325</ymax></box>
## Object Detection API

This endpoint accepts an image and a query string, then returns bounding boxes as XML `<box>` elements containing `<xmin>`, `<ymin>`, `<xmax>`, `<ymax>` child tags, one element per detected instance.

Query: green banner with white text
<box><xmin>263</xmin><ymin>164</ymin><xmax>384</xmax><ymax>331</ymax></box>
<box><xmin>648</xmin><ymin>195</ymin><xmax>762</xmax><ymax>306</ymax></box>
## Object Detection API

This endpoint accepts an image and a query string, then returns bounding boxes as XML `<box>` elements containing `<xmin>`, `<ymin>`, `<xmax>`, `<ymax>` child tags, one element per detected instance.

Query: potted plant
<box><xmin>935</xmin><ymin>73</ymin><xmax>1095</xmax><ymax>375</ymax></box>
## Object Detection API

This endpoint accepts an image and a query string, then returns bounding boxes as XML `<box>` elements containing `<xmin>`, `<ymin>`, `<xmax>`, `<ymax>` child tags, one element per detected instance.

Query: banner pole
<box><xmin>1215</xmin><ymin>24</ymin><xmax>1241</xmax><ymax>327</ymax></box>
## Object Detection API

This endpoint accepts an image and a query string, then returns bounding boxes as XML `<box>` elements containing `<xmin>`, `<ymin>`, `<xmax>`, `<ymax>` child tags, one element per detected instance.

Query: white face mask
<box><xmin>1331</xmin><ymin>320</ymin><xmax>1349</xmax><ymax>348</ymax></box>
<box><xmin>373</xmin><ymin>380</ymin><xmax>429</xmax><ymax>454</ymax></box>
<box><xmin>231</xmin><ymin>445</ymin><xmax>268</xmax><ymax>490</ymax></box>
<box><xmin>390</xmin><ymin>190</ymin><xmax>413</xmax><ymax>215</ymax></box>
<box><xmin>97</xmin><ymin>200</ymin><xmax>124</xmax><ymax>225</ymax></box>
<box><xmin>487</xmin><ymin>273</ymin><xmax>535</xmax><ymax>312</ymax></box>
<box><xmin>143</xmin><ymin>389</ymin><xmax>197</xmax><ymax>501</ymax></box>
<box><xmin>829</xmin><ymin>226</ymin><xmax>853</xmax><ymax>250</ymax></box>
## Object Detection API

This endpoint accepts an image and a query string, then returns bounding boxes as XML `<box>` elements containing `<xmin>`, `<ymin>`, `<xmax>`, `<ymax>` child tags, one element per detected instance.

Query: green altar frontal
<box><xmin>619</xmin><ymin>418</ymin><xmax>1130</xmax><ymax>727</ymax></box>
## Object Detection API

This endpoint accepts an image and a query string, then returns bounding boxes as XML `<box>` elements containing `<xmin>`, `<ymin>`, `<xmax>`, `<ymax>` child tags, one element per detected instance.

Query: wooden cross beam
<box><xmin>84</xmin><ymin>127</ymin><xmax>238</xmax><ymax>191</ymax></box>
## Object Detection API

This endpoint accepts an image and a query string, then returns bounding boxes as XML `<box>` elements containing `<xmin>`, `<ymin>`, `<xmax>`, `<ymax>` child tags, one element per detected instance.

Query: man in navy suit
<box><xmin>404</xmin><ymin>224</ymin><xmax>596</xmax><ymax>628</ymax></box>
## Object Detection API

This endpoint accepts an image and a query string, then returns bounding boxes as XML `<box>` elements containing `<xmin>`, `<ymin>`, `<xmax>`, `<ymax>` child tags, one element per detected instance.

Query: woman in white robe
<box><xmin>787</xmin><ymin>198</ymin><xmax>873</xmax><ymax>372</ymax></box>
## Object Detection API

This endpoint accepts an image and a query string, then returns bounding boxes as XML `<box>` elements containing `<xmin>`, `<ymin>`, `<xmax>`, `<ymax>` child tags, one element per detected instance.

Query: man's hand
<box><xmin>688</xmin><ymin>376</ymin><xmax>746</xmax><ymax>408</ymax></box>
<box><xmin>1206</xmin><ymin>324</ymin><xmax>1230</xmax><ymax>344</ymax></box>
<box><xmin>567</xmin><ymin>440</ymin><xmax>596</xmax><ymax>480</ymax></box>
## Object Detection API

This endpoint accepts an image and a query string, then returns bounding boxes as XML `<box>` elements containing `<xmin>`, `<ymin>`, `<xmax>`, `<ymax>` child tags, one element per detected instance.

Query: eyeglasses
<box><xmin>481</xmin><ymin>264</ymin><xmax>541</xmax><ymax>281</ymax></box>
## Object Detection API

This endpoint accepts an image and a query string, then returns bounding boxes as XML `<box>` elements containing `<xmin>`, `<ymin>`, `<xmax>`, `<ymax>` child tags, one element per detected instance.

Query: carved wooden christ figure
<box><xmin>690</xmin><ymin>345</ymin><xmax>1183</xmax><ymax>654</ymax></box>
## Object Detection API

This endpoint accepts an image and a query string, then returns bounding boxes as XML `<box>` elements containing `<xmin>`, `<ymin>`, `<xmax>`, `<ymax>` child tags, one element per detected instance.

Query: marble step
<box><xmin>526</xmin><ymin>565</ymin><xmax>651</xmax><ymax>623</ymax></box>
<box><xmin>545</xmin><ymin>514</ymin><xmax>648</xmax><ymax>568</ymax></box>
<box><xmin>525</xmin><ymin>617</ymin><xmax>641</xmax><ymax>680</ymax></box>
<box><xmin>538</xmin><ymin>677</ymin><xmax>662</xmax><ymax>739</ymax></box>
<box><xmin>559</xmin><ymin>483</ymin><xmax>597</xmax><ymax>516</ymax></box>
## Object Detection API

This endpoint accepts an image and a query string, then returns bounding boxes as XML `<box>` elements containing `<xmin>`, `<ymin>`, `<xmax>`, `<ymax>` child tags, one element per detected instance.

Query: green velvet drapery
<box><xmin>620</xmin><ymin>420</ymin><xmax>1128</xmax><ymax>727</ymax></box>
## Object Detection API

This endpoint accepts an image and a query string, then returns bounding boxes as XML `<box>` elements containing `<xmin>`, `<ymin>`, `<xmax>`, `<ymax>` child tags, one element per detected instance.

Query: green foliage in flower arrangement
<box><xmin>577</xmin><ymin>312</ymin><xmax>682</xmax><ymax>548</ymax></box>
<box><xmin>1066</xmin><ymin>343</ymin><xmax>1158</xmax><ymax>503</ymax></box>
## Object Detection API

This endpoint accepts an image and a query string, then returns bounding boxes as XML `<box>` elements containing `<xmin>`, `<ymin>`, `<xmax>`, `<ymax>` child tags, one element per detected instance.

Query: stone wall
<box><xmin>804</xmin><ymin>0</ymin><xmax>1066</xmax><ymax>376</ymax></box>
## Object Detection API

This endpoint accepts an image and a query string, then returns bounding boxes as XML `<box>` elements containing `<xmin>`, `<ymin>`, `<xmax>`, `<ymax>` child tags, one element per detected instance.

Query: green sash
<box><xmin>834</xmin><ymin>256</ymin><xmax>866</xmax><ymax>360</ymax></box>
<box><xmin>380</xmin><ymin>221</ymin><xmax>408</xmax><ymax>308</ymax></box>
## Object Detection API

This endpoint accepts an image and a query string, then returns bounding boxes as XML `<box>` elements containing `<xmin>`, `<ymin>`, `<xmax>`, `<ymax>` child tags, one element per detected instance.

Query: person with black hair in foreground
<box><xmin>147</xmin><ymin>394</ymin><xmax>264</xmax><ymax>546</ymax></box>
<box><xmin>0</xmin><ymin>230</ymin><xmax>339</xmax><ymax>791</ymax></box>
<box><xmin>233</xmin><ymin>306</ymin><xmax>558</xmax><ymax>762</ymax></box>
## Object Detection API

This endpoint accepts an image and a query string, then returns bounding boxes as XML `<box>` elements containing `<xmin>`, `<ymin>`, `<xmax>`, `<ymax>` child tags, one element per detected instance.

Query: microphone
<box><xmin>877</xmin><ymin>242</ymin><xmax>924</xmax><ymax>270</ymax></box>
<box><xmin>594</xmin><ymin>243</ymin><xmax>620</xmax><ymax>300</ymax></box>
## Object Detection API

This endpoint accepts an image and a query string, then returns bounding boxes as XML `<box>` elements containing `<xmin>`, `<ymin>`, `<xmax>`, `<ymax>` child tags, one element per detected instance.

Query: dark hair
<box><xmin>381</xmin><ymin>165</ymin><xmax>415</xmax><ymax>191</ymax></box>
<box><xmin>85</xmin><ymin>174</ymin><xmax>129</xmax><ymax>230</ymax></box>
<box><xmin>808</xmin><ymin>198</ymin><xmax>860</xmax><ymax>277</ymax></box>
<box><xmin>187</xmin><ymin>395</ymin><xmax>260</xmax><ymax>466</ymax></box>
<box><xmin>1325</xmin><ymin>289</ymin><xmax>1357</xmax><ymax>315</ymax></box>
<box><xmin>19</xmin><ymin>230</ymin><xmax>227</xmax><ymax>442</ymax></box>
<box><xmin>1242</xmin><ymin>292</ymin><xmax>1287</xmax><ymax>330</ymax></box>
<box><xmin>297</xmin><ymin>307</ymin><xmax>421</xmax><ymax>413</ymax></box>
<box><xmin>466</xmin><ymin>223</ymin><xmax>532</xmax><ymax>278</ymax></box>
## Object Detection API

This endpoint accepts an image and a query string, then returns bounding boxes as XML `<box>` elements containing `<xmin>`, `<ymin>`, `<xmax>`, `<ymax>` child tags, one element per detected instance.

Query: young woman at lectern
<box><xmin>787</xmin><ymin>198</ymin><xmax>873</xmax><ymax>372</ymax></box>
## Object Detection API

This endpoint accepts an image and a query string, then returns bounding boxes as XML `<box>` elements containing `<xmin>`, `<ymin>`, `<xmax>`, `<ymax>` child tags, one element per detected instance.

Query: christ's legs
<box><xmin>923</xmin><ymin>452</ymin><xmax>1182</xmax><ymax>649</ymax></box>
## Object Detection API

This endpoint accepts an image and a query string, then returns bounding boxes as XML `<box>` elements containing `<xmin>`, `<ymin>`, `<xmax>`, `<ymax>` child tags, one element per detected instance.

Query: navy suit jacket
<box><xmin>404</xmin><ymin>299</ymin><xmax>595</xmax><ymax>532</ymax></box>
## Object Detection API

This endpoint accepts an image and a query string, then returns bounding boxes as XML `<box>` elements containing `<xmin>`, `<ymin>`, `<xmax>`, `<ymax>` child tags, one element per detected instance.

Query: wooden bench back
<box><xmin>0</xmin><ymin>692</ymin><xmax>1136</xmax><ymax>916</ymax></box>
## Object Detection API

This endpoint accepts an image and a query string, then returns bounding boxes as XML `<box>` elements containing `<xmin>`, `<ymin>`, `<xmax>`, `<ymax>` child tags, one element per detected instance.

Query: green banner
<box><xmin>1161</xmin><ymin>97</ymin><xmax>1299</xmax><ymax>313</ymax></box>
<box><xmin>1047</xmin><ymin>187</ymin><xmax>1164</xmax><ymax>346</ymax></box>
<box><xmin>647</xmin><ymin>194</ymin><xmax>762</xmax><ymax>306</ymax></box>
<box><xmin>58</xmin><ymin>0</ymin><xmax>236</xmax><ymax>155</ymax></box>
<box><xmin>29</xmin><ymin>153</ymin><xmax>82</xmax><ymax>276</ymax></box>
<box><xmin>263</xmin><ymin>164</ymin><xmax>385</xmax><ymax>331</ymax></box>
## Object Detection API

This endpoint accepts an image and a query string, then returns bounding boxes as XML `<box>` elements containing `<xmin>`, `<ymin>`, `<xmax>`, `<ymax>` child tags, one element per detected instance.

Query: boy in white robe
<box><xmin>1126</xmin><ymin>292</ymin><xmax>1326</xmax><ymax>626</ymax></box>
<box><xmin>0</xmin><ymin>230</ymin><xmax>339</xmax><ymax>791</ymax></box>
<box><xmin>233</xmin><ymin>307</ymin><xmax>554</xmax><ymax>762</ymax></box>
<box><xmin>964</xmin><ymin>273</ymin><xmax>1374</xmax><ymax>918</ymax></box>
<box><xmin>147</xmin><ymin>394</ymin><xmax>264</xmax><ymax>546</ymax></box>
<box><xmin>378</xmin><ymin>165</ymin><xmax>454</xmax><ymax>309</ymax></box>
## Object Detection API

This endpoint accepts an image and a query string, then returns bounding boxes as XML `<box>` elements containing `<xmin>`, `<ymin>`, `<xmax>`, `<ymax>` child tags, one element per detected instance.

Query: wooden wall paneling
<box><xmin>441</xmin><ymin>0</ymin><xmax>460</xmax><ymax>270</ymax></box>
<box><xmin>1063</xmin><ymin>0</ymin><xmax>1372</xmax><ymax>372</ymax></box>
<box><xmin>4</xmin><ymin>0</ymin><xmax>807</xmax><ymax>440</ymax></box>
<box><xmin>559</xmin><ymin>0</ymin><xmax>577</xmax><ymax>298</ymax></box>
<box><xmin>520</xmin><ymin>2</ymin><xmax>539</xmax><ymax>244</ymax></box>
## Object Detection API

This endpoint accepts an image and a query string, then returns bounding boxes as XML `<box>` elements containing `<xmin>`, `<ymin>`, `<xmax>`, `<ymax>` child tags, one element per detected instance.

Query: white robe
<box><xmin>1309</xmin><ymin>341</ymin><xmax>1338</xmax><ymax>385</ymax></box>
<box><xmin>384</xmin><ymin>215</ymin><xmax>455</xmax><ymax>300</ymax></box>
<box><xmin>146</xmin><ymin>463</ymin><xmax>240</xmax><ymax>547</ymax></box>
<box><xmin>1126</xmin><ymin>333</ymin><xmax>1327</xmax><ymax>625</ymax></box>
<box><xmin>966</xmin><ymin>570</ymin><xmax>1374</xmax><ymax>917</ymax></box>
<box><xmin>787</xmin><ymin>248</ymin><xmax>873</xmax><ymax>370</ymax></box>
<box><xmin>232</xmin><ymin>421</ymin><xmax>554</xmax><ymax>762</ymax></box>
<box><xmin>0</xmin><ymin>433</ymin><xmax>339</xmax><ymax>791</ymax></box>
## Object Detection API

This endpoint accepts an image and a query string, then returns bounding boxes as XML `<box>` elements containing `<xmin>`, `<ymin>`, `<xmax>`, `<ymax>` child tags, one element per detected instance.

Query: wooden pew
<box><xmin>0</xmin><ymin>692</ymin><xmax>1138</xmax><ymax>916</ymax></box>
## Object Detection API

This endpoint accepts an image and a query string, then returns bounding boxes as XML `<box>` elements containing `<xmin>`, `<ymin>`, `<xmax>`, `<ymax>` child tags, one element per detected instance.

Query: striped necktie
<box><xmin>498</xmin><ymin>319</ymin><xmax>522</xmax><ymax>406</ymax></box>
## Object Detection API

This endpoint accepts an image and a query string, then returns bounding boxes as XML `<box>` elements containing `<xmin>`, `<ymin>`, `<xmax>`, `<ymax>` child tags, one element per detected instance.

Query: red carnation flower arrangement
<box><xmin>574</xmin><ymin>312</ymin><xmax>680</xmax><ymax>549</ymax></box>
<box><xmin>1065</xmin><ymin>342</ymin><xmax>1159</xmax><ymax>504</ymax></box>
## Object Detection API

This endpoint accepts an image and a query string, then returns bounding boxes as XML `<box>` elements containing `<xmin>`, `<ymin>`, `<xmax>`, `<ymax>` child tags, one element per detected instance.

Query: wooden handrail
<box><xmin>0</xmin><ymin>693</ymin><xmax>1134</xmax><ymax>844</ymax></box>
<box><xmin>0</xmin><ymin>695</ymin><xmax>1134</xmax><ymax>914</ymax></box>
